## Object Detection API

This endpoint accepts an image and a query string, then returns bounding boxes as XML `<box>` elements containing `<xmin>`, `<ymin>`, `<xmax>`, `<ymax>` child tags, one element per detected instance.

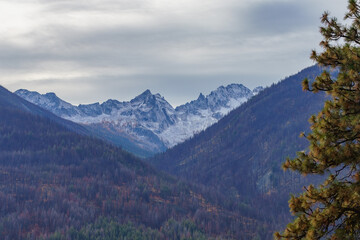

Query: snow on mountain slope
<box><xmin>15</xmin><ymin>89</ymin><xmax>82</xmax><ymax>117</ymax></box>
<box><xmin>162</xmin><ymin>84</ymin><xmax>254</xmax><ymax>147</ymax></box>
<box><xmin>15</xmin><ymin>84</ymin><xmax>262</xmax><ymax>155</ymax></box>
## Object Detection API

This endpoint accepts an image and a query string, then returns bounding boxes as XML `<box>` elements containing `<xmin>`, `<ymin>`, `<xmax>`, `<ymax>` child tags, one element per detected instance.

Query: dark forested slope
<box><xmin>0</xmin><ymin>86</ymin><xmax>89</xmax><ymax>135</ymax></box>
<box><xmin>0</xmin><ymin>86</ymin><xmax>270</xmax><ymax>239</ymax></box>
<box><xmin>150</xmin><ymin>65</ymin><xmax>330</xmax><ymax>226</ymax></box>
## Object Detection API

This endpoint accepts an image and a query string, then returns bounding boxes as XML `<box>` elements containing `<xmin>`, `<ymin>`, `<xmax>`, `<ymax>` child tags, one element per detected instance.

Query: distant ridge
<box><xmin>15</xmin><ymin>83</ymin><xmax>262</xmax><ymax>157</ymax></box>
<box><xmin>0</xmin><ymin>85</ymin><xmax>89</xmax><ymax>135</ymax></box>
<box><xmin>150</xmin><ymin>65</ymin><xmax>330</xmax><ymax>230</ymax></box>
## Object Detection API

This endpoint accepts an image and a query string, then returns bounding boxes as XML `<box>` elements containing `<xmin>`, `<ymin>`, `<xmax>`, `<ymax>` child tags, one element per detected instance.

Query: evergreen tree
<box><xmin>275</xmin><ymin>0</ymin><xmax>360</xmax><ymax>239</ymax></box>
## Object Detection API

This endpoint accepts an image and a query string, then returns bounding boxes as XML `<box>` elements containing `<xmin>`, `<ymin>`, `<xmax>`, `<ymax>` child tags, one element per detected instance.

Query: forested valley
<box><xmin>0</xmin><ymin>86</ymin><xmax>272</xmax><ymax>239</ymax></box>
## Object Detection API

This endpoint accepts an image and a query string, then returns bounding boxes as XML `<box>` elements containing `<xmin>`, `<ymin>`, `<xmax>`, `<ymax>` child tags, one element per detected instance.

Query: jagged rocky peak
<box><xmin>17</xmin><ymin>89</ymin><xmax>59</xmax><ymax>101</ymax></box>
<box><xmin>131</xmin><ymin>89</ymin><xmax>153</xmax><ymax>103</ymax></box>
<box><xmin>101</xmin><ymin>99</ymin><xmax>122</xmax><ymax>114</ymax></box>
<box><xmin>15</xmin><ymin>89</ymin><xmax>45</xmax><ymax>101</ymax></box>
<box><xmin>78</xmin><ymin>102</ymin><xmax>103</xmax><ymax>117</ymax></box>
<box><xmin>154</xmin><ymin>93</ymin><xmax>162</xmax><ymax>98</ymax></box>
<box><xmin>175</xmin><ymin>93</ymin><xmax>207</xmax><ymax>113</ymax></box>
<box><xmin>16</xmin><ymin>89</ymin><xmax>61</xmax><ymax>103</ymax></box>
<box><xmin>226</xmin><ymin>83</ymin><xmax>250</xmax><ymax>92</ymax></box>
<box><xmin>176</xmin><ymin>83</ymin><xmax>254</xmax><ymax>114</ymax></box>
<box><xmin>44</xmin><ymin>92</ymin><xmax>58</xmax><ymax>99</ymax></box>
<box><xmin>195</xmin><ymin>93</ymin><xmax>208</xmax><ymax>108</ymax></box>
<box><xmin>215</xmin><ymin>83</ymin><xmax>252</xmax><ymax>97</ymax></box>
<box><xmin>14</xmin><ymin>89</ymin><xmax>77</xmax><ymax>117</ymax></box>
<box><xmin>206</xmin><ymin>83</ymin><xmax>252</xmax><ymax>109</ymax></box>
<box><xmin>198</xmin><ymin>93</ymin><xmax>206</xmax><ymax>100</ymax></box>
<box><xmin>252</xmin><ymin>86</ymin><xmax>264</xmax><ymax>95</ymax></box>
<box><xmin>131</xmin><ymin>89</ymin><xmax>175</xmax><ymax>112</ymax></box>
<box><xmin>102</xmin><ymin>99</ymin><xmax>122</xmax><ymax>108</ymax></box>
<box><xmin>15</xmin><ymin>89</ymin><xmax>32</xmax><ymax>95</ymax></box>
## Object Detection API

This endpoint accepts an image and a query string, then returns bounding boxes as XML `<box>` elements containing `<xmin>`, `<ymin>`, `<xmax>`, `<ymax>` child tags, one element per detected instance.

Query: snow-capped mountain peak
<box><xmin>15</xmin><ymin>83</ymin><xmax>263</xmax><ymax>155</ymax></box>
<box><xmin>15</xmin><ymin>89</ymin><xmax>80</xmax><ymax>117</ymax></box>
<box><xmin>206</xmin><ymin>83</ymin><xmax>252</xmax><ymax>111</ymax></box>
<box><xmin>131</xmin><ymin>89</ymin><xmax>152</xmax><ymax>103</ymax></box>
<box><xmin>130</xmin><ymin>90</ymin><xmax>174</xmax><ymax>111</ymax></box>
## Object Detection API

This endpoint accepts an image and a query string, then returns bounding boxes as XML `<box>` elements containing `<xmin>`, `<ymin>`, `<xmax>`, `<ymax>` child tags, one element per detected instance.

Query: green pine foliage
<box><xmin>275</xmin><ymin>0</ymin><xmax>360</xmax><ymax>239</ymax></box>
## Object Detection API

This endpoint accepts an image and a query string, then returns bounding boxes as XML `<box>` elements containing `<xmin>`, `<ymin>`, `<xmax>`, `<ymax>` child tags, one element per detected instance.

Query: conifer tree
<box><xmin>275</xmin><ymin>0</ymin><xmax>360</xmax><ymax>239</ymax></box>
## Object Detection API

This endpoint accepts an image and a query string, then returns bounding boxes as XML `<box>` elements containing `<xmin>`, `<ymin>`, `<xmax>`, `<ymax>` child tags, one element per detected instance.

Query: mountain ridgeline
<box><xmin>150</xmin><ymin>65</ymin><xmax>329</xmax><ymax>221</ymax></box>
<box><xmin>15</xmin><ymin>84</ymin><xmax>263</xmax><ymax>157</ymax></box>
<box><xmin>0</xmin><ymin>86</ymin><xmax>89</xmax><ymax>136</ymax></box>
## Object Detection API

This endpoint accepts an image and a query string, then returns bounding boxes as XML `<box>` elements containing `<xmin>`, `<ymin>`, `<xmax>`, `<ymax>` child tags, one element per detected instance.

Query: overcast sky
<box><xmin>0</xmin><ymin>0</ymin><xmax>348</xmax><ymax>106</ymax></box>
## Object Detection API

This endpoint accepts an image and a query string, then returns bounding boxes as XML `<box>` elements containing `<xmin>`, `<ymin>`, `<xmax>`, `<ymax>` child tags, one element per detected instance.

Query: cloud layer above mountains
<box><xmin>0</xmin><ymin>0</ymin><xmax>347</xmax><ymax>106</ymax></box>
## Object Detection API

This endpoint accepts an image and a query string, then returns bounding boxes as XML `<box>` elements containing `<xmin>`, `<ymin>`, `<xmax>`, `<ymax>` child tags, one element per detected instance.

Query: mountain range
<box><xmin>0</xmin><ymin>64</ymin><xmax>335</xmax><ymax>239</ymax></box>
<box><xmin>0</xmin><ymin>84</ymin><xmax>272</xmax><ymax>239</ymax></box>
<box><xmin>15</xmin><ymin>84</ymin><xmax>263</xmax><ymax>157</ymax></box>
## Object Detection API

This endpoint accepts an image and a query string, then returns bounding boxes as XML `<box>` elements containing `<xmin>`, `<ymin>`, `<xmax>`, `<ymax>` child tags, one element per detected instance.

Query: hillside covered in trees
<box><xmin>0</xmin><ymin>85</ymin><xmax>275</xmax><ymax>239</ymax></box>
<box><xmin>150</xmin><ymin>65</ymin><xmax>330</xmax><ymax>228</ymax></box>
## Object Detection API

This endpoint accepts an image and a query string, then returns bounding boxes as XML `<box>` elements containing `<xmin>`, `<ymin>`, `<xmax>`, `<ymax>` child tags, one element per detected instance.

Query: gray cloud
<box><xmin>244</xmin><ymin>2</ymin><xmax>314</xmax><ymax>35</ymax></box>
<box><xmin>0</xmin><ymin>0</ymin><xmax>348</xmax><ymax>106</ymax></box>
